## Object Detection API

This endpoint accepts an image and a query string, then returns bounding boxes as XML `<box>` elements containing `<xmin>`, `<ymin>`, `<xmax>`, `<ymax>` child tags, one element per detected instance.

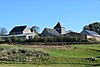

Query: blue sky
<box><xmin>0</xmin><ymin>0</ymin><xmax>100</xmax><ymax>33</ymax></box>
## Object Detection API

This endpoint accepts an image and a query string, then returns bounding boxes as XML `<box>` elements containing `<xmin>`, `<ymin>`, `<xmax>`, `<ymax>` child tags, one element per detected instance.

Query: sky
<box><xmin>0</xmin><ymin>0</ymin><xmax>100</xmax><ymax>33</ymax></box>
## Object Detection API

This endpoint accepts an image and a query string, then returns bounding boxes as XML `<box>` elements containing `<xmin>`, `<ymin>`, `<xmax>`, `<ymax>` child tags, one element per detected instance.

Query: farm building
<box><xmin>1</xmin><ymin>22</ymin><xmax>100</xmax><ymax>42</ymax></box>
<box><xmin>41</xmin><ymin>28</ymin><xmax>60</xmax><ymax>36</ymax></box>
<box><xmin>54</xmin><ymin>22</ymin><xmax>66</xmax><ymax>35</ymax></box>
<box><xmin>63</xmin><ymin>31</ymin><xmax>87</xmax><ymax>40</ymax></box>
<box><xmin>9</xmin><ymin>25</ymin><xmax>36</xmax><ymax>39</ymax></box>
<box><xmin>41</xmin><ymin>22</ymin><xmax>67</xmax><ymax>36</ymax></box>
<box><xmin>41</xmin><ymin>22</ymin><xmax>100</xmax><ymax>41</ymax></box>
<box><xmin>0</xmin><ymin>26</ymin><xmax>36</xmax><ymax>41</ymax></box>
<box><xmin>81</xmin><ymin>30</ymin><xmax>100</xmax><ymax>41</ymax></box>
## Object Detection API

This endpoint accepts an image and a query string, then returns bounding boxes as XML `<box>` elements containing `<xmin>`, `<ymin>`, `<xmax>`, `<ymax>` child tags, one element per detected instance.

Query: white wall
<box><xmin>23</xmin><ymin>27</ymin><xmax>32</xmax><ymax>34</ymax></box>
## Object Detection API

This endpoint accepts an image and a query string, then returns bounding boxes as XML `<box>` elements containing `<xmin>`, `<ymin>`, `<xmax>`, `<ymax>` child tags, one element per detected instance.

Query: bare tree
<box><xmin>30</xmin><ymin>26</ymin><xmax>40</xmax><ymax>34</ymax></box>
<box><xmin>0</xmin><ymin>27</ymin><xmax>7</xmax><ymax>35</ymax></box>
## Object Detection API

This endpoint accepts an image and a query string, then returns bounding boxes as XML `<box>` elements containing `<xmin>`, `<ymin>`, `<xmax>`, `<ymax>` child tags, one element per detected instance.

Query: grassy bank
<box><xmin>0</xmin><ymin>44</ymin><xmax>100</xmax><ymax>67</ymax></box>
<box><xmin>0</xmin><ymin>64</ymin><xmax>89</xmax><ymax>67</ymax></box>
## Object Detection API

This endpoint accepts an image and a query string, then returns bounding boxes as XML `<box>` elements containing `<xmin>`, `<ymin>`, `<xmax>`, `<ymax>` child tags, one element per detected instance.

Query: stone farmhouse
<box><xmin>9</xmin><ymin>25</ymin><xmax>36</xmax><ymax>39</ymax></box>
<box><xmin>81</xmin><ymin>30</ymin><xmax>100</xmax><ymax>41</ymax></box>
<box><xmin>41</xmin><ymin>22</ymin><xmax>67</xmax><ymax>36</ymax></box>
<box><xmin>0</xmin><ymin>26</ymin><xmax>36</xmax><ymax>41</ymax></box>
<box><xmin>41</xmin><ymin>22</ymin><xmax>100</xmax><ymax>41</ymax></box>
<box><xmin>41</xmin><ymin>22</ymin><xmax>87</xmax><ymax>40</ymax></box>
<box><xmin>0</xmin><ymin>22</ymin><xmax>100</xmax><ymax>41</ymax></box>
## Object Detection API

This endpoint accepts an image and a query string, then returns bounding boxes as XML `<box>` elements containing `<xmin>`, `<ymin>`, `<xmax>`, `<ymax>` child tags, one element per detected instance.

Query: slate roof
<box><xmin>9</xmin><ymin>26</ymin><xmax>27</xmax><ymax>35</ymax></box>
<box><xmin>41</xmin><ymin>28</ymin><xmax>60</xmax><ymax>36</ymax></box>
<box><xmin>81</xmin><ymin>30</ymin><xmax>100</xmax><ymax>37</ymax></box>
<box><xmin>54</xmin><ymin>22</ymin><xmax>64</xmax><ymax>28</ymax></box>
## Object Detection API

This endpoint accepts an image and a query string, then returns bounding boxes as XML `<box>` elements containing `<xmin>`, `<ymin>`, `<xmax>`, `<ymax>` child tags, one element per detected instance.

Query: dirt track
<box><xmin>0</xmin><ymin>43</ymin><xmax>73</xmax><ymax>49</ymax></box>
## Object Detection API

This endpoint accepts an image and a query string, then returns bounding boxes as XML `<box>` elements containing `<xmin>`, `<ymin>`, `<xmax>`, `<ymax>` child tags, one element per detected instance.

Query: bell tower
<box><xmin>54</xmin><ymin>22</ymin><xmax>66</xmax><ymax>35</ymax></box>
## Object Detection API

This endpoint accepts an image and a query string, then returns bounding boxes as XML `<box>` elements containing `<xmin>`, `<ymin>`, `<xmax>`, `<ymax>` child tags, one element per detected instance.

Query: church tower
<box><xmin>54</xmin><ymin>22</ymin><xmax>66</xmax><ymax>35</ymax></box>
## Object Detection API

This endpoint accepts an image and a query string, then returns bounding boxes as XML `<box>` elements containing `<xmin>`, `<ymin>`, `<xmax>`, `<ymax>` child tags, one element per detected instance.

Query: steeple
<box><xmin>54</xmin><ymin>22</ymin><xmax>64</xmax><ymax>28</ymax></box>
<box><xmin>54</xmin><ymin>22</ymin><xmax>66</xmax><ymax>35</ymax></box>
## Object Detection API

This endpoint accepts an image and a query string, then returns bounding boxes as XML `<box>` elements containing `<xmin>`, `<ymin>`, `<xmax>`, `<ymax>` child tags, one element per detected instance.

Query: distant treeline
<box><xmin>0</xmin><ymin>35</ymin><xmax>99</xmax><ymax>45</ymax></box>
<box><xmin>1</xmin><ymin>35</ymin><xmax>88</xmax><ymax>43</ymax></box>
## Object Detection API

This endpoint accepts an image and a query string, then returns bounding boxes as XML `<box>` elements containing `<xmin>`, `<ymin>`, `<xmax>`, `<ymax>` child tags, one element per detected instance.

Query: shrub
<box><xmin>87</xmin><ymin>38</ymin><xmax>97</xmax><ymax>42</ymax></box>
<box><xmin>27</xmin><ymin>36</ymin><xmax>88</xmax><ymax>42</ymax></box>
<box><xmin>0</xmin><ymin>48</ymin><xmax>50</xmax><ymax>64</ymax></box>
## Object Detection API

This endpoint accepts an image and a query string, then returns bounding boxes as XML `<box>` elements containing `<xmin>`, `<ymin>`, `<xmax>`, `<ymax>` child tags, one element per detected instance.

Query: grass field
<box><xmin>0</xmin><ymin>44</ymin><xmax>100</xmax><ymax>67</ymax></box>
<box><xmin>0</xmin><ymin>64</ymin><xmax>83</xmax><ymax>67</ymax></box>
<box><xmin>0</xmin><ymin>64</ymin><xmax>87</xmax><ymax>67</ymax></box>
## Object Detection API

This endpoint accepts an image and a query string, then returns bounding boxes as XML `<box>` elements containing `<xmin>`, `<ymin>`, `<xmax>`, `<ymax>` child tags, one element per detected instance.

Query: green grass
<box><xmin>38</xmin><ymin>44</ymin><xmax>100</xmax><ymax>58</ymax></box>
<box><xmin>72</xmin><ymin>44</ymin><xmax>100</xmax><ymax>50</ymax></box>
<box><xmin>0</xmin><ymin>64</ymin><xmax>34</xmax><ymax>67</ymax></box>
<box><xmin>0</xmin><ymin>64</ymin><xmax>91</xmax><ymax>67</ymax></box>
<box><xmin>0</xmin><ymin>44</ymin><xmax>100</xmax><ymax>66</ymax></box>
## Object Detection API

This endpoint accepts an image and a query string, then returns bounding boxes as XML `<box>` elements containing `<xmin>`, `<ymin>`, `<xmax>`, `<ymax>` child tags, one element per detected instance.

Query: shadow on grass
<box><xmin>90</xmin><ymin>49</ymin><xmax>100</xmax><ymax>52</ymax></box>
<box><xmin>91</xmin><ymin>64</ymin><xmax>100</xmax><ymax>66</ymax></box>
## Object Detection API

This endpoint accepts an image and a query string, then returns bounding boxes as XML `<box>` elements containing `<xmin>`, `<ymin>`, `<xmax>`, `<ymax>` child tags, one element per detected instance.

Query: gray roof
<box><xmin>41</xmin><ymin>28</ymin><xmax>60</xmax><ymax>36</ymax></box>
<box><xmin>54</xmin><ymin>22</ymin><xmax>64</xmax><ymax>28</ymax></box>
<box><xmin>9</xmin><ymin>26</ymin><xmax>27</xmax><ymax>35</ymax></box>
<box><xmin>81</xmin><ymin>30</ymin><xmax>100</xmax><ymax>37</ymax></box>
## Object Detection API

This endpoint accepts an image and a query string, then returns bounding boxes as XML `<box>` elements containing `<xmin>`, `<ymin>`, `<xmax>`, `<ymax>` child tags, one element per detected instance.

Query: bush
<box><xmin>87</xmin><ymin>38</ymin><xmax>97</xmax><ymax>42</ymax></box>
<box><xmin>24</xmin><ymin>36</ymin><xmax>88</xmax><ymax>42</ymax></box>
<box><xmin>0</xmin><ymin>48</ymin><xmax>50</xmax><ymax>64</ymax></box>
<box><xmin>1</xmin><ymin>35</ymin><xmax>88</xmax><ymax>42</ymax></box>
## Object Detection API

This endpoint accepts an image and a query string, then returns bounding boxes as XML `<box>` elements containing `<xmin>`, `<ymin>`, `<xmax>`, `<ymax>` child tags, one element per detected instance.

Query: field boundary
<box><xmin>7</xmin><ymin>42</ymin><xmax>100</xmax><ymax>45</ymax></box>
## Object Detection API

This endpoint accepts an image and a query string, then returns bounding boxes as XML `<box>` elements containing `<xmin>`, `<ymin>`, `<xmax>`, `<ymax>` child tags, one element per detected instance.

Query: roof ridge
<box><xmin>14</xmin><ymin>25</ymin><xmax>27</xmax><ymax>27</ymax></box>
<box><xmin>54</xmin><ymin>22</ymin><xmax>64</xmax><ymax>29</ymax></box>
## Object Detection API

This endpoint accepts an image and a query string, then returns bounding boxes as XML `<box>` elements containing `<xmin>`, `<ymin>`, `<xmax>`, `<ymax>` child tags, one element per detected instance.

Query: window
<box><xmin>29</xmin><ymin>36</ymin><xmax>33</xmax><ymax>39</ymax></box>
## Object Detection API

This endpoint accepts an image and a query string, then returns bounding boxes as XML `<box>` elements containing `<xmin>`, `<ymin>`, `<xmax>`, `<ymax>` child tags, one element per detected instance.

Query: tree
<box><xmin>30</xmin><ymin>26</ymin><xmax>40</xmax><ymax>34</ymax></box>
<box><xmin>83</xmin><ymin>22</ymin><xmax>100</xmax><ymax>34</ymax></box>
<box><xmin>0</xmin><ymin>27</ymin><xmax>7</xmax><ymax>35</ymax></box>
